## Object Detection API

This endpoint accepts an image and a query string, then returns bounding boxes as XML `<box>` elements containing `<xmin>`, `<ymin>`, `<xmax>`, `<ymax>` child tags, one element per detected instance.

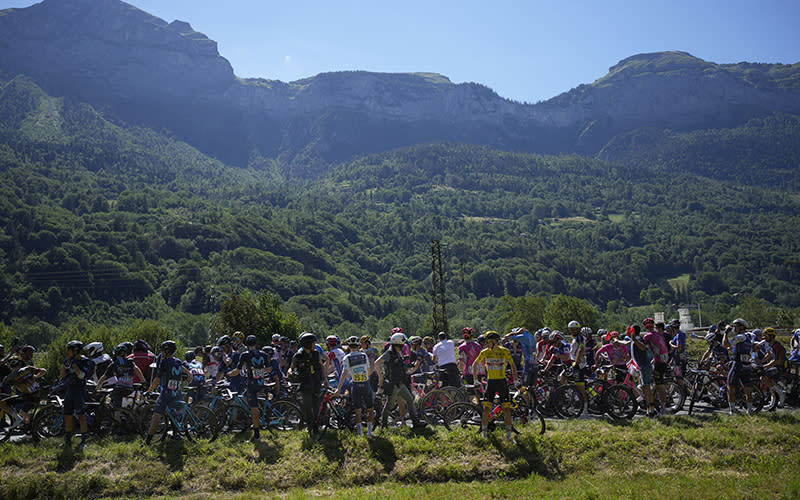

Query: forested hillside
<box><xmin>2</xmin><ymin>74</ymin><xmax>800</xmax><ymax>347</ymax></box>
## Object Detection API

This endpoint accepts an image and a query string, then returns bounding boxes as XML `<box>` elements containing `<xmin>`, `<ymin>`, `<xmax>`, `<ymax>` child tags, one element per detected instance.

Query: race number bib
<box><xmin>167</xmin><ymin>379</ymin><xmax>180</xmax><ymax>391</ymax></box>
<box><xmin>352</xmin><ymin>366</ymin><xmax>368</xmax><ymax>383</ymax></box>
<box><xmin>252</xmin><ymin>368</ymin><xmax>265</xmax><ymax>380</ymax></box>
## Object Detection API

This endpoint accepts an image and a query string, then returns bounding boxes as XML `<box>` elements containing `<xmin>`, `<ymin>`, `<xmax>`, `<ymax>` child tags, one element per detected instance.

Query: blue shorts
<box><xmin>153</xmin><ymin>391</ymin><xmax>181</xmax><ymax>415</ymax></box>
<box><xmin>350</xmin><ymin>382</ymin><xmax>375</xmax><ymax>410</ymax></box>
<box><xmin>522</xmin><ymin>363</ymin><xmax>538</xmax><ymax>387</ymax></box>
<box><xmin>727</xmin><ymin>363</ymin><xmax>752</xmax><ymax>387</ymax></box>
<box><xmin>63</xmin><ymin>386</ymin><xmax>86</xmax><ymax>415</ymax></box>
<box><xmin>247</xmin><ymin>383</ymin><xmax>264</xmax><ymax>407</ymax></box>
<box><xmin>640</xmin><ymin>363</ymin><xmax>654</xmax><ymax>385</ymax></box>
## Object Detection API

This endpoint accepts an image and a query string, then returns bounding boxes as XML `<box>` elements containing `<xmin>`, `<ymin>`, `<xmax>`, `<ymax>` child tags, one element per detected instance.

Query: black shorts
<box><xmin>110</xmin><ymin>386</ymin><xmax>134</xmax><ymax>408</ymax></box>
<box><xmin>571</xmin><ymin>366</ymin><xmax>589</xmax><ymax>384</ymax></box>
<box><xmin>728</xmin><ymin>363</ymin><xmax>752</xmax><ymax>387</ymax></box>
<box><xmin>653</xmin><ymin>362</ymin><xmax>668</xmax><ymax>386</ymax></box>
<box><xmin>483</xmin><ymin>379</ymin><xmax>510</xmax><ymax>406</ymax></box>
<box><xmin>350</xmin><ymin>382</ymin><xmax>375</xmax><ymax>410</ymax></box>
<box><xmin>522</xmin><ymin>364</ymin><xmax>538</xmax><ymax>387</ymax></box>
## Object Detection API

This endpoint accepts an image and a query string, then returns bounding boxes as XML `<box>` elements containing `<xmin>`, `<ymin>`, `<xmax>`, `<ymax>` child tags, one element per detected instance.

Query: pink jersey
<box><xmin>643</xmin><ymin>331</ymin><xmax>669</xmax><ymax>363</ymax></box>
<box><xmin>458</xmin><ymin>341</ymin><xmax>482</xmax><ymax>375</ymax></box>
<box><xmin>595</xmin><ymin>343</ymin><xmax>630</xmax><ymax>366</ymax></box>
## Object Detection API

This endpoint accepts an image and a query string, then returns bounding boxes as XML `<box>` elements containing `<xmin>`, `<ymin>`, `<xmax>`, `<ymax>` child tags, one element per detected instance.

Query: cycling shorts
<box><xmin>247</xmin><ymin>383</ymin><xmax>265</xmax><ymax>407</ymax></box>
<box><xmin>350</xmin><ymin>382</ymin><xmax>375</xmax><ymax>410</ymax></box>
<box><xmin>63</xmin><ymin>386</ymin><xmax>86</xmax><ymax>416</ymax></box>
<box><xmin>640</xmin><ymin>363</ymin><xmax>654</xmax><ymax>385</ymax></box>
<box><xmin>764</xmin><ymin>367</ymin><xmax>782</xmax><ymax>381</ymax></box>
<box><xmin>482</xmin><ymin>379</ymin><xmax>510</xmax><ymax>407</ymax></box>
<box><xmin>522</xmin><ymin>363</ymin><xmax>538</xmax><ymax>387</ymax></box>
<box><xmin>110</xmin><ymin>386</ymin><xmax>134</xmax><ymax>409</ymax></box>
<box><xmin>727</xmin><ymin>363</ymin><xmax>752</xmax><ymax>388</ymax></box>
<box><xmin>652</xmin><ymin>362</ymin><xmax>668</xmax><ymax>386</ymax></box>
<box><xmin>153</xmin><ymin>391</ymin><xmax>181</xmax><ymax>415</ymax></box>
<box><xmin>571</xmin><ymin>366</ymin><xmax>589</xmax><ymax>385</ymax></box>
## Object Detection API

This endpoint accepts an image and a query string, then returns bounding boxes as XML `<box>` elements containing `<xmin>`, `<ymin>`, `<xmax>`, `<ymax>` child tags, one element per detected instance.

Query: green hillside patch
<box><xmin>1</xmin><ymin>413</ymin><xmax>798</xmax><ymax>499</ymax></box>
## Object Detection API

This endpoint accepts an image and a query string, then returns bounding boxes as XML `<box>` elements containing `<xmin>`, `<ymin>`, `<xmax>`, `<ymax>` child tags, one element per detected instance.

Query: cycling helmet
<box><xmin>161</xmin><ymin>340</ymin><xmax>177</xmax><ymax>355</ymax></box>
<box><xmin>597</xmin><ymin>329</ymin><xmax>608</xmax><ymax>337</ymax></box>
<box><xmin>360</xmin><ymin>335</ymin><xmax>372</xmax><ymax>344</ymax></box>
<box><xmin>732</xmin><ymin>318</ymin><xmax>749</xmax><ymax>328</ymax></box>
<box><xmin>568</xmin><ymin>321</ymin><xmax>581</xmax><ymax>329</ymax></box>
<box><xmin>113</xmin><ymin>343</ymin><xmax>130</xmax><ymax>357</ymax></box>
<box><xmin>280</xmin><ymin>336</ymin><xmax>290</xmax><ymax>343</ymax></box>
<box><xmin>262</xmin><ymin>345</ymin><xmax>275</xmax><ymax>355</ymax></box>
<box><xmin>409</xmin><ymin>336</ymin><xmax>422</xmax><ymax>344</ymax></box>
<box><xmin>217</xmin><ymin>335</ymin><xmax>232</xmax><ymax>346</ymax></box>
<box><xmin>299</xmin><ymin>332</ymin><xmax>317</xmax><ymax>347</ymax></box>
<box><xmin>642</xmin><ymin>317</ymin><xmax>655</xmax><ymax>326</ymax></box>
<box><xmin>549</xmin><ymin>331</ymin><xmax>563</xmax><ymax>341</ymax></box>
<box><xmin>462</xmin><ymin>327</ymin><xmax>474</xmax><ymax>338</ymax></box>
<box><xmin>704</xmin><ymin>332</ymin><xmax>717</xmax><ymax>343</ymax></box>
<box><xmin>422</xmin><ymin>336</ymin><xmax>434</xmax><ymax>344</ymax></box>
<box><xmin>245</xmin><ymin>334</ymin><xmax>258</xmax><ymax>346</ymax></box>
<box><xmin>476</xmin><ymin>334</ymin><xmax>486</xmax><ymax>344</ymax></box>
<box><xmin>326</xmin><ymin>335</ymin><xmax>339</xmax><ymax>347</ymax></box>
<box><xmin>7</xmin><ymin>356</ymin><xmax>23</xmax><ymax>369</ymax></box>
<box><xmin>133</xmin><ymin>339</ymin><xmax>150</xmax><ymax>352</ymax></box>
<box><xmin>763</xmin><ymin>327</ymin><xmax>777</xmax><ymax>338</ymax></box>
<box><xmin>210</xmin><ymin>346</ymin><xmax>222</xmax><ymax>356</ymax></box>
<box><xmin>83</xmin><ymin>342</ymin><xmax>104</xmax><ymax>358</ymax></box>
<box><xmin>66</xmin><ymin>340</ymin><xmax>84</xmax><ymax>353</ymax></box>
<box><xmin>485</xmin><ymin>331</ymin><xmax>500</xmax><ymax>341</ymax></box>
<box><xmin>752</xmin><ymin>329</ymin><xmax>763</xmax><ymax>338</ymax></box>
<box><xmin>347</xmin><ymin>335</ymin><xmax>360</xmax><ymax>346</ymax></box>
<box><xmin>20</xmin><ymin>345</ymin><xmax>35</xmax><ymax>354</ymax></box>
<box><xmin>389</xmin><ymin>332</ymin><xmax>407</xmax><ymax>345</ymax></box>
<box><xmin>580</xmin><ymin>327</ymin><xmax>592</xmax><ymax>335</ymax></box>
<box><xmin>272</xmin><ymin>334</ymin><xmax>281</xmax><ymax>342</ymax></box>
<box><xmin>391</xmin><ymin>327</ymin><xmax>405</xmax><ymax>334</ymax></box>
<box><xmin>232</xmin><ymin>331</ymin><xmax>244</xmax><ymax>339</ymax></box>
<box><xmin>668</xmin><ymin>318</ymin><xmax>681</xmax><ymax>328</ymax></box>
<box><xmin>604</xmin><ymin>331</ymin><xmax>619</xmax><ymax>342</ymax></box>
<box><xmin>185</xmin><ymin>351</ymin><xmax>196</xmax><ymax>362</ymax></box>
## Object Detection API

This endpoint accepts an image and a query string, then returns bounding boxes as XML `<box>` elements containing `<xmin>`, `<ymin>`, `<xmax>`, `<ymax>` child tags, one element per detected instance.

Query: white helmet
<box><xmin>704</xmin><ymin>332</ymin><xmax>717</xmax><ymax>343</ymax></box>
<box><xmin>732</xmin><ymin>318</ymin><xmax>749</xmax><ymax>328</ymax></box>
<box><xmin>83</xmin><ymin>341</ymin><xmax>104</xmax><ymax>358</ymax></box>
<box><xmin>568</xmin><ymin>320</ymin><xmax>581</xmax><ymax>329</ymax></box>
<box><xmin>390</xmin><ymin>332</ymin><xmax>407</xmax><ymax>345</ymax></box>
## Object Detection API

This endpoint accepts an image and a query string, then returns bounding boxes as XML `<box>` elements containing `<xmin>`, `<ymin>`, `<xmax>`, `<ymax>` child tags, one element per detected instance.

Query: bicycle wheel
<box><xmin>662</xmin><ymin>381</ymin><xmax>685</xmax><ymax>414</ymax></box>
<box><xmin>184</xmin><ymin>404</ymin><xmax>218</xmax><ymax>442</ymax></box>
<box><xmin>31</xmin><ymin>405</ymin><xmax>65</xmax><ymax>442</ymax></box>
<box><xmin>443</xmin><ymin>402</ymin><xmax>482</xmax><ymax>429</ymax></box>
<box><xmin>224</xmin><ymin>401</ymin><xmax>251</xmax><ymax>434</ymax></box>
<box><xmin>552</xmin><ymin>384</ymin><xmax>584</xmax><ymax>419</ymax></box>
<box><xmin>1</xmin><ymin>410</ymin><xmax>20</xmax><ymax>442</ymax></box>
<box><xmin>604</xmin><ymin>384</ymin><xmax>638</xmax><ymax>420</ymax></box>
<box><xmin>532</xmin><ymin>381</ymin><xmax>557</xmax><ymax>417</ymax></box>
<box><xmin>418</xmin><ymin>389</ymin><xmax>454</xmax><ymax>426</ymax></box>
<box><xmin>266</xmin><ymin>400</ymin><xmax>302</xmax><ymax>431</ymax></box>
<box><xmin>512</xmin><ymin>401</ymin><xmax>546</xmax><ymax>435</ymax></box>
<box><xmin>586</xmin><ymin>380</ymin><xmax>608</xmax><ymax>415</ymax></box>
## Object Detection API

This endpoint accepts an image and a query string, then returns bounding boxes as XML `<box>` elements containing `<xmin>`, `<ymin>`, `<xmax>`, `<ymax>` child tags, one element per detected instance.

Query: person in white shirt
<box><xmin>432</xmin><ymin>332</ymin><xmax>460</xmax><ymax>388</ymax></box>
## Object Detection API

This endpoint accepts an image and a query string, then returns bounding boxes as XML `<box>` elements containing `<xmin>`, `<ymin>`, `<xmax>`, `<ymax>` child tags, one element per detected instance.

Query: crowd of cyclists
<box><xmin>1</xmin><ymin>316</ymin><xmax>799</xmax><ymax>449</ymax></box>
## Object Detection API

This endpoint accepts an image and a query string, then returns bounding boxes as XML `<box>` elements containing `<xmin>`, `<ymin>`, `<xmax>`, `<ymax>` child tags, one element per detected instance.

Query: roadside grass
<box><xmin>1</xmin><ymin>412</ymin><xmax>798</xmax><ymax>499</ymax></box>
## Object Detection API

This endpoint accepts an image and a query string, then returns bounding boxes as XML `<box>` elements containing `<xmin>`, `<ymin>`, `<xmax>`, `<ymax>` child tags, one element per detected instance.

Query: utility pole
<box><xmin>431</xmin><ymin>240</ymin><xmax>448</xmax><ymax>335</ymax></box>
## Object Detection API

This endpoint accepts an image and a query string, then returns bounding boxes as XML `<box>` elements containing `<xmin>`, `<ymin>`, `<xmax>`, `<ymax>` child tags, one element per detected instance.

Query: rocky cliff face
<box><xmin>1</xmin><ymin>1</ymin><xmax>799</xmax><ymax>172</ymax></box>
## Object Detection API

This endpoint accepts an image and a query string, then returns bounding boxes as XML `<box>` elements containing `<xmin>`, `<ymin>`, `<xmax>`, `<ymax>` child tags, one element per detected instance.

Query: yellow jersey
<box><xmin>472</xmin><ymin>346</ymin><xmax>516</xmax><ymax>380</ymax></box>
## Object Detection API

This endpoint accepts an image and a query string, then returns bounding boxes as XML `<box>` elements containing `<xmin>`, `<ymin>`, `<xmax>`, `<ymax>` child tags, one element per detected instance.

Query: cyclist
<box><xmin>503</xmin><ymin>327</ymin><xmax>538</xmax><ymax>405</ymax></box>
<box><xmin>232</xmin><ymin>331</ymin><xmax>246</xmax><ymax>353</ymax></box>
<box><xmin>760</xmin><ymin>327</ymin><xmax>787</xmax><ymax>408</ymax></box>
<box><xmin>594</xmin><ymin>331</ymin><xmax>631</xmax><ymax>383</ymax></box>
<box><xmin>129</xmin><ymin>340</ymin><xmax>155</xmax><ymax>386</ymax></box>
<box><xmin>790</xmin><ymin>329</ymin><xmax>800</xmax><ymax>369</ymax></box>
<box><xmin>84</xmin><ymin>342</ymin><xmax>111</xmax><ymax>386</ymax></box>
<box><xmin>566</xmin><ymin>321</ymin><xmax>591</xmax><ymax>418</ymax></box>
<box><xmin>699</xmin><ymin>328</ymin><xmax>729</xmax><ymax>372</ymax></box>
<box><xmin>335</xmin><ymin>337</ymin><xmax>375</xmax><ymax>436</ymax></box>
<box><xmin>183</xmin><ymin>350</ymin><xmax>206</xmax><ymax>404</ymax></box>
<box><xmin>582</xmin><ymin>327</ymin><xmax>597</xmax><ymax>369</ymax></box>
<box><xmin>97</xmin><ymin>343</ymin><xmax>145</xmax><ymax>422</ymax></box>
<box><xmin>433</xmin><ymin>331</ymin><xmax>460</xmax><ymax>388</ymax></box>
<box><xmin>629</xmin><ymin>323</ymin><xmax>656</xmax><ymax>416</ymax></box>
<box><xmin>360</xmin><ymin>335</ymin><xmax>380</xmax><ymax>392</ymax></box>
<box><xmin>458</xmin><ymin>327</ymin><xmax>482</xmax><ymax>386</ymax></box>
<box><xmin>0</xmin><ymin>357</ymin><xmax>46</xmax><ymax>431</ymax></box>
<box><xmin>472</xmin><ymin>331</ymin><xmax>517</xmax><ymax>441</ymax></box>
<box><xmin>228</xmin><ymin>335</ymin><xmax>272</xmax><ymax>441</ymax></box>
<box><xmin>543</xmin><ymin>331</ymin><xmax>571</xmax><ymax>376</ymax></box>
<box><xmin>61</xmin><ymin>340</ymin><xmax>94</xmax><ymax>449</ymax></box>
<box><xmin>289</xmin><ymin>332</ymin><xmax>328</xmax><ymax>435</ymax></box>
<box><xmin>642</xmin><ymin>317</ymin><xmax>670</xmax><ymax>415</ymax></box>
<box><xmin>144</xmin><ymin>340</ymin><xmax>192</xmax><ymax>445</ymax></box>
<box><xmin>376</xmin><ymin>332</ymin><xmax>427</xmax><ymax>428</ymax></box>
<box><xmin>422</xmin><ymin>336</ymin><xmax>435</xmax><ymax>354</ymax></box>
<box><xmin>408</xmin><ymin>336</ymin><xmax>433</xmax><ymax>385</ymax></box>
<box><xmin>217</xmin><ymin>335</ymin><xmax>244</xmax><ymax>394</ymax></box>
<box><xmin>722</xmin><ymin>318</ymin><xmax>754</xmax><ymax>415</ymax></box>
<box><xmin>325</xmin><ymin>336</ymin><xmax>346</xmax><ymax>388</ymax></box>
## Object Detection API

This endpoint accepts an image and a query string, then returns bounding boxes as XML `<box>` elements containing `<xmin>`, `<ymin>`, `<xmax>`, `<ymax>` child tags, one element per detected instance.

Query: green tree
<box><xmin>543</xmin><ymin>294</ymin><xmax>599</xmax><ymax>332</ymax></box>
<box><xmin>211</xmin><ymin>290</ymin><xmax>301</xmax><ymax>345</ymax></box>
<box><xmin>494</xmin><ymin>294</ymin><xmax>546</xmax><ymax>333</ymax></box>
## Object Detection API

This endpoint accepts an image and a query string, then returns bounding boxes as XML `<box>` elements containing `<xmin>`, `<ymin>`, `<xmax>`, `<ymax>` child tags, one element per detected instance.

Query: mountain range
<box><xmin>1</xmin><ymin>0</ymin><xmax>800</xmax><ymax>341</ymax></box>
<box><xmin>2</xmin><ymin>0</ymin><xmax>799</xmax><ymax>174</ymax></box>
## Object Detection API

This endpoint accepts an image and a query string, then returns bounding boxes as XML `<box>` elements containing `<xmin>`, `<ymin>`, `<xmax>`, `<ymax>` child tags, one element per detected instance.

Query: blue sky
<box><xmin>2</xmin><ymin>0</ymin><xmax>799</xmax><ymax>103</ymax></box>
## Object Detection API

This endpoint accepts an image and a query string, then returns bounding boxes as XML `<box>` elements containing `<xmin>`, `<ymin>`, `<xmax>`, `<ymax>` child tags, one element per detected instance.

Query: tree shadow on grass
<box><xmin>367</xmin><ymin>436</ymin><xmax>397</xmax><ymax>473</ymax></box>
<box><xmin>489</xmin><ymin>433</ymin><xmax>562</xmax><ymax>479</ymax></box>
<box><xmin>300</xmin><ymin>431</ymin><xmax>346</xmax><ymax>466</ymax></box>
<box><xmin>253</xmin><ymin>438</ymin><xmax>283</xmax><ymax>464</ymax></box>
<box><xmin>157</xmin><ymin>439</ymin><xmax>187</xmax><ymax>471</ymax></box>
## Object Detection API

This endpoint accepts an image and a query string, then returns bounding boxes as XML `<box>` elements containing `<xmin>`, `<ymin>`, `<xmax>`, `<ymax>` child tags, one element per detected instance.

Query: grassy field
<box><xmin>1</xmin><ymin>411</ymin><xmax>799</xmax><ymax>499</ymax></box>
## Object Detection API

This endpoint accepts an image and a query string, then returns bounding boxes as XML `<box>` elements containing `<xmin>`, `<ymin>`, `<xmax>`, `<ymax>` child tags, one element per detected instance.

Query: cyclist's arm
<box><xmin>133</xmin><ymin>365</ymin><xmax>145</xmax><ymax>383</ymax></box>
<box><xmin>148</xmin><ymin>377</ymin><xmax>160</xmax><ymax>393</ymax></box>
